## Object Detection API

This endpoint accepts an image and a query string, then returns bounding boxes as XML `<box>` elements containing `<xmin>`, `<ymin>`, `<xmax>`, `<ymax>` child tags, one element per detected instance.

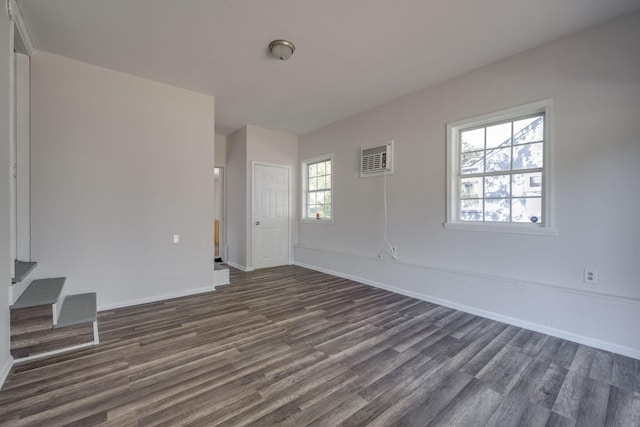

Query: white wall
<box><xmin>0</xmin><ymin>8</ymin><xmax>14</xmax><ymax>385</ymax></box>
<box><xmin>297</xmin><ymin>12</ymin><xmax>640</xmax><ymax>358</ymax></box>
<box><xmin>30</xmin><ymin>52</ymin><xmax>216</xmax><ymax>309</ymax></box>
<box><xmin>214</xmin><ymin>133</ymin><xmax>226</xmax><ymax>167</ymax></box>
<box><xmin>225</xmin><ymin>125</ymin><xmax>298</xmax><ymax>271</ymax></box>
<box><xmin>226</xmin><ymin>127</ymin><xmax>247</xmax><ymax>268</ymax></box>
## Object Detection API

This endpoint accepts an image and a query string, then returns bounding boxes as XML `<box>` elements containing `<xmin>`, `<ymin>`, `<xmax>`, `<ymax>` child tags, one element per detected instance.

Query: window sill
<box><xmin>301</xmin><ymin>218</ymin><xmax>334</xmax><ymax>225</ymax></box>
<box><xmin>444</xmin><ymin>222</ymin><xmax>557</xmax><ymax>236</ymax></box>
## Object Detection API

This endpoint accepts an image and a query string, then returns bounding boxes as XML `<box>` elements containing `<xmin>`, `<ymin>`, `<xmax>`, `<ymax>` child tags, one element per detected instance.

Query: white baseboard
<box><xmin>0</xmin><ymin>354</ymin><xmax>14</xmax><ymax>388</ymax></box>
<box><xmin>97</xmin><ymin>285</ymin><xmax>214</xmax><ymax>311</ymax></box>
<box><xmin>294</xmin><ymin>257</ymin><xmax>640</xmax><ymax>360</ymax></box>
<box><xmin>13</xmin><ymin>342</ymin><xmax>95</xmax><ymax>364</ymax></box>
<box><xmin>225</xmin><ymin>261</ymin><xmax>254</xmax><ymax>272</ymax></box>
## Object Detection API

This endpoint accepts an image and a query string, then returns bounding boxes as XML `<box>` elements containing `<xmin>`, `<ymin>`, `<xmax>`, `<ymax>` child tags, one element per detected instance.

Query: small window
<box><xmin>302</xmin><ymin>154</ymin><xmax>332</xmax><ymax>222</ymax></box>
<box><xmin>446</xmin><ymin>100</ymin><xmax>555</xmax><ymax>235</ymax></box>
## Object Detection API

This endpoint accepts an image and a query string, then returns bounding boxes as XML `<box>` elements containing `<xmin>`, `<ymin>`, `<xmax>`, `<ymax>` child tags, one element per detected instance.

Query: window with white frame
<box><xmin>446</xmin><ymin>100</ymin><xmax>554</xmax><ymax>234</ymax></box>
<box><xmin>302</xmin><ymin>154</ymin><xmax>332</xmax><ymax>222</ymax></box>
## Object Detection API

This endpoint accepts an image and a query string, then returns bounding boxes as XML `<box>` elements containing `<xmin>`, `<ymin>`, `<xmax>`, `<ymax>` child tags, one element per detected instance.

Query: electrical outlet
<box><xmin>173</xmin><ymin>234</ymin><xmax>180</xmax><ymax>244</ymax></box>
<box><xmin>583</xmin><ymin>268</ymin><xmax>598</xmax><ymax>285</ymax></box>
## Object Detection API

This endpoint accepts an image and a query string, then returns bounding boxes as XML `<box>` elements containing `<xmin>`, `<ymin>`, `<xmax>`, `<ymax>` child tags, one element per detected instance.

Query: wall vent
<box><xmin>360</xmin><ymin>141</ymin><xmax>393</xmax><ymax>178</ymax></box>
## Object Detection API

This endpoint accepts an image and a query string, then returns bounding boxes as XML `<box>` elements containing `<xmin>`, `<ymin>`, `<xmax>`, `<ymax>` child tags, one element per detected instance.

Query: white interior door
<box><xmin>253</xmin><ymin>164</ymin><xmax>290</xmax><ymax>269</ymax></box>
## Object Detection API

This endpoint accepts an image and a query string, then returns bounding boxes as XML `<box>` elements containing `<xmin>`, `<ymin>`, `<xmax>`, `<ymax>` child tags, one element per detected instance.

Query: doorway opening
<box><xmin>214</xmin><ymin>167</ymin><xmax>225</xmax><ymax>262</ymax></box>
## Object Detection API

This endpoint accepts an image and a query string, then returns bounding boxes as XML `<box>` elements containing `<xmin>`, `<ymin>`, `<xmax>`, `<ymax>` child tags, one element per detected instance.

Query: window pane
<box><xmin>485</xmin><ymin>147</ymin><xmax>511</xmax><ymax>172</ymax></box>
<box><xmin>484</xmin><ymin>175</ymin><xmax>510</xmax><ymax>198</ymax></box>
<box><xmin>308</xmin><ymin>192</ymin><xmax>317</xmax><ymax>204</ymax></box>
<box><xmin>307</xmin><ymin>205</ymin><xmax>317</xmax><ymax>218</ymax></box>
<box><xmin>512</xmin><ymin>172</ymin><xmax>542</xmax><ymax>197</ymax></box>
<box><xmin>486</xmin><ymin>123</ymin><xmax>511</xmax><ymax>149</ymax></box>
<box><xmin>315</xmin><ymin>176</ymin><xmax>325</xmax><ymax>190</ymax></box>
<box><xmin>309</xmin><ymin>177</ymin><xmax>318</xmax><ymax>191</ymax></box>
<box><xmin>308</xmin><ymin>163</ymin><xmax>318</xmax><ymax>178</ymax></box>
<box><xmin>316</xmin><ymin>162</ymin><xmax>325</xmax><ymax>175</ymax></box>
<box><xmin>514</xmin><ymin>116</ymin><xmax>544</xmax><ymax>144</ymax></box>
<box><xmin>485</xmin><ymin>199</ymin><xmax>510</xmax><ymax>222</ymax></box>
<box><xmin>460</xmin><ymin>177</ymin><xmax>482</xmax><ymax>199</ymax></box>
<box><xmin>320</xmin><ymin>203</ymin><xmax>331</xmax><ymax>219</ymax></box>
<box><xmin>461</xmin><ymin>128</ymin><xmax>484</xmax><ymax>152</ymax></box>
<box><xmin>325</xmin><ymin>191</ymin><xmax>331</xmax><ymax>203</ymax></box>
<box><xmin>461</xmin><ymin>151</ymin><xmax>484</xmax><ymax>175</ymax></box>
<box><xmin>315</xmin><ymin>191</ymin><xmax>325</xmax><ymax>204</ymax></box>
<box><xmin>513</xmin><ymin>142</ymin><xmax>543</xmax><ymax>170</ymax></box>
<box><xmin>325</xmin><ymin>161</ymin><xmax>331</xmax><ymax>174</ymax></box>
<box><xmin>460</xmin><ymin>199</ymin><xmax>482</xmax><ymax>221</ymax></box>
<box><xmin>323</xmin><ymin>175</ymin><xmax>331</xmax><ymax>190</ymax></box>
<box><xmin>512</xmin><ymin>198</ymin><xmax>542</xmax><ymax>223</ymax></box>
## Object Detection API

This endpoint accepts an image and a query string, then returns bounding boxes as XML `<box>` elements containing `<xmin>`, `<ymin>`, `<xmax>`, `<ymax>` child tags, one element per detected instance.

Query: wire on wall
<box><xmin>379</xmin><ymin>168</ymin><xmax>398</xmax><ymax>260</ymax></box>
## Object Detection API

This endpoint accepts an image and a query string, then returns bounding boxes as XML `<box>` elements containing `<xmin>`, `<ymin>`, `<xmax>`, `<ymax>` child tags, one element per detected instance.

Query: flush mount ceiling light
<box><xmin>269</xmin><ymin>39</ymin><xmax>295</xmax><ymax>60</ymax></box>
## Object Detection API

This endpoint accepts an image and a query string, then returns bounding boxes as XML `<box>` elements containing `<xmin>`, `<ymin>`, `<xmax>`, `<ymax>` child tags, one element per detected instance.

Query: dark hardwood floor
<box><xmin>1</xmin><ymin>265</ymin><xmax>639</xmax><ymax>426</ymax></box>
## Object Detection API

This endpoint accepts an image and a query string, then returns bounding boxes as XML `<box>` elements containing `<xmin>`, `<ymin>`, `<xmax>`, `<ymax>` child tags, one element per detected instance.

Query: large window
<box><xmin>446</xmin><ymin>100</ymin><xmax>554</xmax><ymax>235</ymax></box>
<box><xmin>302</xmin><ymin>154</ymin><xmax>332</xmax><ymax>222</ymax></box>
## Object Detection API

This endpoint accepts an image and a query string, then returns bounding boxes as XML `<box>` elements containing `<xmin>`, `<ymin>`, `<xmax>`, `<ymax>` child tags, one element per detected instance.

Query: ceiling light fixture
<box><xmin>269</xmin><ymin>39</ymin><xmax>295</xmax><ymax>60</ymax></box>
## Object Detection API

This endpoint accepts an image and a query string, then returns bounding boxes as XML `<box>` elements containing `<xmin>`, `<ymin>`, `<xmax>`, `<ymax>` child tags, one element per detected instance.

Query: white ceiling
<box><xmin>17</xmin><ymin>0</ymin><xmax>640</xmax><ymax>136</ymax></box>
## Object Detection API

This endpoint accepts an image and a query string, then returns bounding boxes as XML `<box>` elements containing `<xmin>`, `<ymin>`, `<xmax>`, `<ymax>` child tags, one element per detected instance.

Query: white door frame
<box><xmin>214</xmin><ymin>165</ymin><xmax>226</xmax><ymax>261</ymax></box>
<box><xmin>251</xmin><ymin>161</ymin><xmax>292</xmax><ymax>270</ymax></box>
<box><xmin>15</xmin><ymin>52</ymin><xmax>30</xmax><ymax>261</ymax></box>
<box><xmin>7</xmin><ymin>8</ymin><xmax>34</xmax><ymax>280</ymax></box>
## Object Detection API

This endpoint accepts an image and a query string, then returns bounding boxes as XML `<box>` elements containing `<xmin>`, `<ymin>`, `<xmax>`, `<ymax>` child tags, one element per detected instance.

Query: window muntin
<box><xmin>446</xmin><ymin>99</ymin><xmax>553</xmax><ymax>234</ymax></box>
<box><xmin>458</xmin><ymin>113</ymin><xmax>544</xmax><ymax>223</ymax></box>
<box><xmin>302</xmin><ymin>155</ymin><xmax>332</xmax><ymax>221</ymax></box>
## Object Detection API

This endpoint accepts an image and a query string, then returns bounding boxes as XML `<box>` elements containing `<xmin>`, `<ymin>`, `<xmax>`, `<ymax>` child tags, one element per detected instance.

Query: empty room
<box><xmin>1</xmin><ymin>1</ymin><xmax>639</xmax><ymax>426</ymax></box>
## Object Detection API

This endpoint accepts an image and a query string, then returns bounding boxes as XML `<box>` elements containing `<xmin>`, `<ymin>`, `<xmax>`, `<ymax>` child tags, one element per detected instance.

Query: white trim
<box><xmin>5</xmin><ymin>0</ymin><xmax>15</xmax><ymax>21</ymax></box>
<box><xmin>93</xmin><ymin>320</ymin><xmax>100</xmax><ymax>345</ymax></box>
<box><xmin>301</xmin><ymin>153</ymin><xmax>333</xmax><ymax>223</ymax></box>
<box><xmin>7</xmin><ymin>0</ymin><xmax>34</xmax><ymax>56</ymax></box>
<box><xmin>9</xmin><ymin>25</ymin><xmax>16</xmax><ymax>280</ymax></box>
<box><xmin>295</xmin><ymin>244</ymin><xmax>640</xmax><ymax>305</ymax></box>
<box><xmin>443</xmin><ymin>222</ymin><xmax>557</xmax><ymax>236</ymax></box>
<box><xmin>52</xmin><ymin>301</ymin><xmax>60</xmax><ymax>324</ymax></box>
<box><xmin>97</xmin><ymin>285</ymin><xmax>215</xmax><ymax>311</ymax></box>
<box><xmin>225</xmin><ymin>261</ymin><xmax>254</xmax><ymax>272</ymax></box>
<box><xmin>0</xmin><ymin>355</ymin><xmax>13</xmax><ymax>388</ymax></box>
<box><xmin>446</xmin><ymin>99</ymin><xmax>553</xmax><ymax>234</ymax></box>
<box><xmin>251</xmin><ymin>161</ymin><xmax>293</xmax><ymax>269</ymax></box>
<box><xmin>294</xmin><ymin>253</ymin><xmax>640</xmax><ymax>360</ymax></box>
<box><xmin>13</xmin><ymin>342</ymin><xmax>95</xmax><ymax>364</ymax></box>
<box><xmin>52</xmin><ymin>282</ymin><xmax>68</xmax><ymax>326</ymax></box>
<box><xmin>214</xmin><ymin>165</ymin><xmax>227</xmax><ymax>261</ymax></box>
<box><xmin>15</xmin><ymin>52</ymin><xmax>30</xmax><ymax>260</ymax></box>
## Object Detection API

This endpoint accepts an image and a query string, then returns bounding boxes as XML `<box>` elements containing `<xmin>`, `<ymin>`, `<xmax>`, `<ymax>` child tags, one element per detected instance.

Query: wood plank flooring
<box><xmin>1</xmin><ymin>265</ymin><xmax>639</xmax><ymax>426</ymax></box>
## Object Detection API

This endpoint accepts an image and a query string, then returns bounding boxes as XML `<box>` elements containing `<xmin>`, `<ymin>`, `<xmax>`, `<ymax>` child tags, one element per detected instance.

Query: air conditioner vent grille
<box><xmin>360</xmin><ymin>142</ymin><xmax>393</xmax><ymax>177</ymax></box>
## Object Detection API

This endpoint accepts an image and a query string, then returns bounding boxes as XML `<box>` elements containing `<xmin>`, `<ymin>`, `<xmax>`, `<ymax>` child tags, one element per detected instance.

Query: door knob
<box><xmin>255</xmin><ymin>221</ymin><xmax>260</xmax><ymax>225</ymax></box>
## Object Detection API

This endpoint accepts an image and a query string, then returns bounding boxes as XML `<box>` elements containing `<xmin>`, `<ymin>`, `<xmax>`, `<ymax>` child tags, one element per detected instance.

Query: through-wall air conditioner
<box><xmin>360</xmin><ymin>141</ymin><xmax>393</xmax><ymax>178</ymax></box>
